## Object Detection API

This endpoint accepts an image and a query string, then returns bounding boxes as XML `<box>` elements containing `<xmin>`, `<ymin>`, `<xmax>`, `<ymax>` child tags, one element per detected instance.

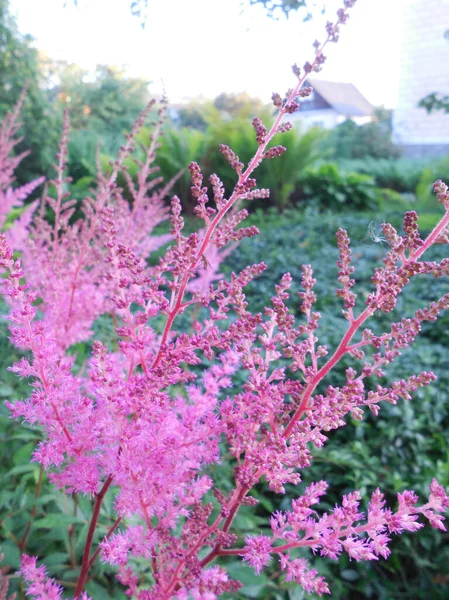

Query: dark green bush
<box><xmin>327</xmin><ymin>109</ymin><xmax>400</xmax><ymax>161</ymax></box>
<box><xmin>151</xmin><ymin>110</ymin><xmax>325</xmax><ymax>211</ymax></box>
<box><xmin>339</xmin><ymin>157</ymin><xmax>427</xmax><ymax>194</ymax></box>
<box><xmin>292</xmin><ymin>163</ymin><xmax>402</xmax><ymax>211</ymax></box>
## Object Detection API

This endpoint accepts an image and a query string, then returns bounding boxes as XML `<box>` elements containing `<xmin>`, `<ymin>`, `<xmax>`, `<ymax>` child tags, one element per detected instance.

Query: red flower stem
<box><xmin>151</xmin><ymin>40</ymin><xmax>334</xmax><ymax>371</ymax></box>
<box><xmin>195</xmin><ymin>303</ymin><xmax>375</xmax><ymax>573</ymax></box>
<box><xmin>197</xmin><ymin>486</ymin><xmax>250</xmax><ymax>571</ymax></box>
<box><xmin>221</xmin><ymin>486</ymin><xmax>249</xmax><ymax>534</ymax></box>
<box><xmin>162</xmin><ymin>175</ymin><xmax>449</xmax><ymax>600</ymax></box>
<box><xmin>216</xmin><ymin>548</ymin><xmax>241</xmax><ymax>556</ymax></box>
<box><xmin>164</xmin><ymin>512</ymin><xmax>226</xmax><ymax>596</ymax></box>
<box><xmin>74</xmin><ymin>475</ymin><xmax>113</xmax><ymax>598</ymax></box>
<box><xmin>283</xmin><ymin>206</ymin><xmax>449</xmax><ymax>439</ymax></box>
<box><xmin>283</xmin><ymin>306</ymin><xmax>373</xmax><ymax>439</ymax></box>
<box><xmin>162</xmin><ymin>35</ymin><xmax>342</xmax><ymax>595</ymax></box>
<box><xmin>87</xmin><ymin>516</ymin><xmax>122</xmax><ymax>570</ymax></box>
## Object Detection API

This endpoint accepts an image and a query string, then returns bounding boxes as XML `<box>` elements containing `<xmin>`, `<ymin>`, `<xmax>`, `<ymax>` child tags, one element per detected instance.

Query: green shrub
<box><xmin>326</xmin><ymin>109</ymin><xmax>400</xmax><ymax>161</ymax></box>
<box><xmin>202</xmin><ymin>109</ymin><xmax>325</xmax><ymax>208</ymax></box>
<box><xmin>155</xmin><ymin>126</ymin><xmax>209</xmax><ymax>212</ymax></box>
<box><xmin>292</xmin><ymin>162</ymin><xmax>402</xmax><ymax>211</ymax></box>
<box><xmin>121</xmin><ymin>114</ymin><xmax>327</xmax><ymax>212</ymax></box>
<box><xmin>339</xmin><ymin>157</ymin><xmax>427</xmax><ymax>194</ymax></box>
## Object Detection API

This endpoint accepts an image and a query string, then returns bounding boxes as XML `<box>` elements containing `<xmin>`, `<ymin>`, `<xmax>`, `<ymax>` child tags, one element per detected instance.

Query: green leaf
<box><xmin>33</xmin><ymin>514</ymin><xmax>86</xmax><ymax>529</ymax></box>
<box><xmin>225</xmin><ymin>562</ymin><xmax>272</xmax><ymax>598</ymax></box>
<box><xmin>3</xmin><ymin>464</ymin><xmax>39</xmax><ymax>478</ymax></box>
<box><xmin>85</xmin><ymin>580</ymin><xmax>123</xmax><ymax>600</ymax></box>
<box><xmin>41</xmin><ymin>552</ymin><xmax>68</xmax><ymax>567</ymax></box>
<box><xmin>0</xmin><ymin>540</ymin><xmax>21</xmax><ymax>570</ymax></box>
<box><xmin>13</xmin><ymin>442</ymin><xmax>35</xmax><ymax>465</ymax></box>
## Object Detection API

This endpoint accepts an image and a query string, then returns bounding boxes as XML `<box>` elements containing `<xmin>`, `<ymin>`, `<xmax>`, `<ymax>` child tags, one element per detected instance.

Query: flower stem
<box><xmin>74</xmin><ymin>475</ymin><xmax>113</xmax><ymax>598</ymax></box>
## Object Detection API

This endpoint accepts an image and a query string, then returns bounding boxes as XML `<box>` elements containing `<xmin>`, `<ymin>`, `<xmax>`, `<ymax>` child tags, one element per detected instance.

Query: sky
<box><xmin>10</xmin><ymin>0</ymin><xmax>403</xmax><ymax>108</ymax></box>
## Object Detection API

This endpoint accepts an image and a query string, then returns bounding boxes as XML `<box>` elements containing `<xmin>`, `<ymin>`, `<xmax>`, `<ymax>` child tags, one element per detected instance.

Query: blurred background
<box><xmin>1</xmin><ymin>0</ymin><xmax>449</xmax><ymax>598</ymax></box>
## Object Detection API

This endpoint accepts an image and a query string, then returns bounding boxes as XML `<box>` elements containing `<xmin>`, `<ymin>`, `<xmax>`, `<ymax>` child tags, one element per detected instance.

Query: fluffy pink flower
<box><xmin>20</xmin><ymin>555</ymin><xmax>63</xmax><ymax>600</ymax></box>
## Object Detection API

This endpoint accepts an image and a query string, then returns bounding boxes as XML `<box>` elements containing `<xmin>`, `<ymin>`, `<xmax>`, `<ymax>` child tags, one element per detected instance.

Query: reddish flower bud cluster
<box><xmin>252</xmin><ymin>116</ymin><xmax>267</xmax><ymax>145</ymax></box>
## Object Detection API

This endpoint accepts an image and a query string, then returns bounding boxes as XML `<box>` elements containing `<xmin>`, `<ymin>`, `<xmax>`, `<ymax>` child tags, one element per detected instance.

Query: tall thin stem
<box><xmin>74</xmin><ymin>476</ymin><xmax>113</xmax><ymax>598</ymax></box>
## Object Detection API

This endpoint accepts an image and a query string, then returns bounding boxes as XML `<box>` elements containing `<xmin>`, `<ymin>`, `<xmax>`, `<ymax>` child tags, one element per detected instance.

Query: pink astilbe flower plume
<box><xmin>17</xmin><ymin>100</ymin><xmax>179</xmax><ymax>351</ymax></box>
<box><xmin>0</xmin><ymin>87</ymin><xmax>45</xmax><ymax>248</ymax></box>
<box><xmin>2</xmin><ymin>1</ymin><xmax>449</xmax><ymax>598</ymax></box>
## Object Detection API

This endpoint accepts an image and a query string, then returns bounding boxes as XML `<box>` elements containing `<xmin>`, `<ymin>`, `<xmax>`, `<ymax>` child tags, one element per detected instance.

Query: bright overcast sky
<box><xmin>10</xmin><ymin>0</ymin><xmax>403</xmax><ymax>107</ymax></box>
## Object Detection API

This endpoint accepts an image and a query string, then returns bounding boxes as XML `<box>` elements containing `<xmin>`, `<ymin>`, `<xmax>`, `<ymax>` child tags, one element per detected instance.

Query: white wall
<box><xmin>292</xmin><ymin>109</ymin><xmax>342</xmax><ymax>130</ymax></box>
<box><xmin>393</xmin><ymin>0</ymin><xmax>449</xmax><ymax>149</ymax></box>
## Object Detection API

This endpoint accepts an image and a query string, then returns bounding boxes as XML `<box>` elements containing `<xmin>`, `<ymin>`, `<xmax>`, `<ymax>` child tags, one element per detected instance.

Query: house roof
<box><xmin>307</xmin><ymin>79</ymin><xmax>374</xmax><ymax>117</ymax></box>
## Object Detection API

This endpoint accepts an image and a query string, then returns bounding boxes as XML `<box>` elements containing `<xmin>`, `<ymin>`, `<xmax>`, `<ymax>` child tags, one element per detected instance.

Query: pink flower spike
<box><xmin>20</xmin><ymin>555</ymin><xmax>63</xmax><ymax>600</ymax></box>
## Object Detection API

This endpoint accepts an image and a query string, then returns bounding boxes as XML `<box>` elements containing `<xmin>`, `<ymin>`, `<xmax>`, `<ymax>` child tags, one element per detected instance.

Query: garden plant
<box><xmin>1</xmin><ymin>1</ymin><xmax>449</xmax><ymax>598</ymax></box>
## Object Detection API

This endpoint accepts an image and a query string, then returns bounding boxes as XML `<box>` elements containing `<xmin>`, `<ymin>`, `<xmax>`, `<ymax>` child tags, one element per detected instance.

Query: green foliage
<box><xmin>416</xmin><ymin>156</ymin><xmax>449</xmax><ymax>211</ymax></box>
<box><xmin>154</xmin><ymin>126</ymin><xmax>208</xmax><ymax>211</ymax></box>
<box><xmin>66</xmin><ymin>129</ymin><xmax>98</xmax><ymax>181</ymax></box>
<box><xmin>339</xmin><ymin>157</ymin><xmax>427</xmax><ymax>194</ymax></box>
<box><xmin>292</xmin><ymin>162</ymin><xmax>402</xmax><ymax>211</ymax></box>
<box><xmin>65</xmin><ymin>127</ymin><xmax>129</xmax><ymax>200</ymax></box>
<box><xmin>201</xmin><ymin>108</ymin><xmax>324</xmax><ymax>209</ymax></box>
<box><xmin>175</xmin><ymin>102</ymin><xmax>208</xmax><ymax>130</ymax></box>
<box><xmin>46</xmin><ymin>61</ymin><xmax>151</xmax><ymax>135</ymax></box>
<box><xmin>327</xmin><ymin>110</ymin><xmax>400</xmax><ymax>161</ymax></box>
<box><xmin>249</xmin><ymin>0</ymin><xmax>312</xmax><ymax>19</ymax></box>
<box><xmin>419</xmin><ymin>92</ymin><xmax>449</xmax><ymax>115</ymax></box>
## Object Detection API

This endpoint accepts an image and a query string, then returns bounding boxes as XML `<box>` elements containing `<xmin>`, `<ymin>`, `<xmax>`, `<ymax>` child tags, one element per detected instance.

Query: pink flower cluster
<box><xmin>0</xmin><ymin>86</ymin><xmax>44</xmax><ymax>250</ymax></box>
<box><xmin>242</xmin><ymin>479</ymin><xmax>449</xmax><ymax>596</ymax></box>
<box><xmin>1</xmin><ymin>1</ymin><xmax>449</xmax><ymax>598</ymax></box>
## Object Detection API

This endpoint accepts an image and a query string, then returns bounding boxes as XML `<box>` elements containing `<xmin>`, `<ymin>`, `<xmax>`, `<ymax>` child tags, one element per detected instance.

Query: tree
<box><xmin>249</xmin><ymin>0</ymin><xmax>315</xmax><ymax>19</ymax></box>
<box><xmin>213</xmin><ymin>91</ymin><xmax>266</xmax><ymax>119</ymax></box>
<box><xmin>45</xmin><ymin>61</ymin><xmax>151</xmax><ymax>135</ymax></box>
<box><xmin>419</xmin><ymin>92</ymin><xmax>449</xmax><ymax>115</ymax></box>
<box><xmin>67</xmin><ymin>0</ymin><xmax>316</xmax><ymax>23</ymax></box>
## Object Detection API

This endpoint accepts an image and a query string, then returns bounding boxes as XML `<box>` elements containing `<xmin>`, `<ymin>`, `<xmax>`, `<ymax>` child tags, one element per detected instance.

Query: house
<box><xmin>392</xmin><ymin>0</ymin><xmax>449</xmax><ymax>157</ymax></box>
<box><xmin>291</xmin><ymin>78</ymin><xmax>374</xmax><ymax>130</ymax></box>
